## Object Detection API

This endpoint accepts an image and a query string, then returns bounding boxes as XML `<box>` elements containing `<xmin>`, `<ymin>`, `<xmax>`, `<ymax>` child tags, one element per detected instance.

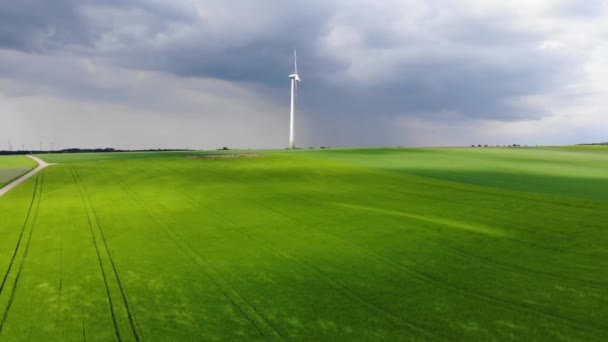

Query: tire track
<box><xmin>82</xmin><ymin>307</ymin><xmax>87</xmax><ymax>342</ymax></box>
<box><xmin>70</xmin><ymin>167</ymin><xmax>123</xmax><ymax>342</ymax></box>
<box><xmin>72</xmin><ymin>167</ymin><xmax>142</xmax><ymax>341</ymax></box>
<box><xmin>80</xmin><ymin>172</ymin><xmax>143</xmax><ymax>342</ymax></box>
<box><xmin>56</xmin><ymin>210</ymin><xmax>65</xmax><ymax>334</ymax></box>
<box><xmin>0</xmin><ymin>173</ymin><xmax>44</xmax><ymax>334</ymax></box>
<box><xmin>0</xmin><ymin>174</ymin><xmax>39</xmax><ymax>297</ymax></box>
<box><xmin>103</xmin><ymin>167</ymin><xmax>283</xmax><ymax>341</ymax></box>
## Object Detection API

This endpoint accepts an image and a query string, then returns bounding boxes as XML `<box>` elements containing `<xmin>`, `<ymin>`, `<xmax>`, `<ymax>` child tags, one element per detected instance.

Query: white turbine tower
<box><xmin>288</xmin><ymin>49</ymin><xmax>301</xmax><ymax>149</ymax></box>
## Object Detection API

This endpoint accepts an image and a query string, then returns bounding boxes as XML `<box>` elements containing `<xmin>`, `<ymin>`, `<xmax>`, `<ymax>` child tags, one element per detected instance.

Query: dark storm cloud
<box><xmin>104</xmin><ymin>2</ymin><xmax>336</xmax><ymax>88</ymax></box>
<box><xmin>0</xmin><ymin>1</ymin><xmax>334</xmax><ymax>83</ymax></box>
<box><xmin>302</xmin><ymin>53</ymin><xmax>569</xmax><ymax>122</ymax></box>
<box><xmin>0</xmin><ymin>0</ymin><xmax>92</xmax><ymax>51</ymax></box>
<box><xmin>0</xmin><ymin>0</ymin><xmax>197</xmax><ymax>52</ymax></box>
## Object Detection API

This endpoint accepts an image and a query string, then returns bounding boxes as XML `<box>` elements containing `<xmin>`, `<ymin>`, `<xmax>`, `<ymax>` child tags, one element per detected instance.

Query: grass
<box><xmin>0</xmin><ymin>156</ymin><xmax>37</xmax><ymax>188</ymax></box>
<box><xmin>550</xmin><ymin>145</ymin><xmax>608</xmax><ymax>152</ymax></box>
<box><xmin>33</xmin><ymin>150</ymin><xmax>264</xmax><ymax>163</ymax></box>
<box><xmin>1</xmin><ymin>147</ymin><xmax>607</xmax><ymax>340</ymax></box>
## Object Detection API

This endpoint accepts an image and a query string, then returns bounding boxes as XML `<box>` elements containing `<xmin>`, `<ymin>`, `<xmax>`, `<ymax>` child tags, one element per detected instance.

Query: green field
<box><xmin>0</xmin><ymin>156</ymin><xmax>37</xmax><ymax>188</ymax></box>
<box><xmin>0</xmin><ymin>147</ymin><xmax>607</xmax><ymax>340</ymax></box>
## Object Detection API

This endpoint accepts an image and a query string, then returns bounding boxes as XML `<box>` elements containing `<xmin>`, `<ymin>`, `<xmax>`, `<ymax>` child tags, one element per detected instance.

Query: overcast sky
<box><xmin>1</xmin><ymin>0</ymin><xmax>607</xmax><ymax>150</ymax></box>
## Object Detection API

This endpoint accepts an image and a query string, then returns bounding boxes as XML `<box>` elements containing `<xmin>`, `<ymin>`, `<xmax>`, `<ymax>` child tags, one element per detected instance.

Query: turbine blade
<box><xmin>294</xmin><ymin>49</ymin><xmax>298</xmax><ymax>74</ymax></box>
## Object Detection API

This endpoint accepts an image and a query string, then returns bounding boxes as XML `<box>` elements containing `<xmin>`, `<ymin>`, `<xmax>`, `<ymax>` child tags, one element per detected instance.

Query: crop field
<box><xmin>0</xmin><ymin>147</ymin><xmax>607</xmax><ymax>340</ymax></box>
<box><xmin>0</xmin><ymin>156</ymin><xmax>37</xmax><ymax>188</ymax></box>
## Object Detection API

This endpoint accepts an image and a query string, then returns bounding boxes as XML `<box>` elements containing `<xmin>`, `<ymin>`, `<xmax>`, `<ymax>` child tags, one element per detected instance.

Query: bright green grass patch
<box><xmin>551</xmin><ymin>145</ymin><xmax>608</xmax><ymax>152</ymax></box>
<box><xmin>0</xmin><ymin>155</ymin><xmax>37</xmax><ymax>168</ymax></box>
<box><xmin>0</xmin><ymin>155</ymin><xmax>37</xmax><ymax>188</ymax></box>
<box><xmin>1</xmin><ymin>149</ymin><xmax>607</xmax><ymax>340</ymax></box>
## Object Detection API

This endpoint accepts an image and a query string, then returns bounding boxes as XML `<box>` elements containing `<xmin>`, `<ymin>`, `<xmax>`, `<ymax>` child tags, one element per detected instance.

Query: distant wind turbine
<box><xmin>288</xmin><ymin>49</ymin><xmax>301</xmax><ymax>149</ymax></box>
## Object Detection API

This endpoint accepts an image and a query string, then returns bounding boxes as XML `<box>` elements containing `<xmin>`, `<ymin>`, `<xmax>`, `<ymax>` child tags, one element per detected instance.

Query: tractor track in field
<box><xmin>89</xmin><ymin>195</ymin><xmax>143</xmax><ymax>342</ymax></box>
<box><xmin>82</xmin><ymin>307</ymin><xmax>87</xmax><ymax>342</ymax></box>
<box><xmin>71</xmin><ymin>167</ymin><xmax>122</xmax><ymax>342</ymax></box>
<box><xmin>59</xmin><ymin>226</ymin><xmax>64</xmax><ymax>293</ymax></box>
<box><xmin>102</xmin><ymin>167</ymin><xmax>284</xmax><ymax>341</ymax></box>
<box><xmin>70</xmin><ymin>167</ymin><xmax>141</xmax><ymax>342</ymax></box>
<box><xmin>250</xmin><ymin>200</ymin><xmax>608</xmax><ymax>336</ymax></box>
<box><xmin>119</xmin><ymin>165</ymin><xmax>443</xmax><ymax>339</ymax></box>
<box><xmin>0</xmin><ymin>175</ymin><xmax>39</xmax><ymax>297</ymax></box>
<box><xmin>57</xmin><ymin>213</ymin><xmax>64</xmax><ymax>334</ymax></box>
<box><xmin>0</xmin><ymin>173</ymin><xmax>43</xmax><ymax>335</ymax></box>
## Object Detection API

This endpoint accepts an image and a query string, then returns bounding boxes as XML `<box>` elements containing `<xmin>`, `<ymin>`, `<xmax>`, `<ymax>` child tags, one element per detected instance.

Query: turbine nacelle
<box><xmin>289</xmin><ymin>73</ymin><xmax>301</xmax><ymax>82</ymax></box>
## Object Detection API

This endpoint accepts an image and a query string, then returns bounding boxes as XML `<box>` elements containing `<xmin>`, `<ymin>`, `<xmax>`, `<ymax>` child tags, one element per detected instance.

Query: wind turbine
<box><xmin>288</xmin><ymin>49</ymin><xmax>301</xmax><ymax>149</ymax></box>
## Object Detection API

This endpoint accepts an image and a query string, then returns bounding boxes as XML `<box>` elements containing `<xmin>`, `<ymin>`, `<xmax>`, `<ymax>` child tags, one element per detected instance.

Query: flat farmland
<box><xmin>0</xmin><ymin>147</ymin><xmax>607</xmax><ymax>340</ymax></box>
<box><xmin>0</xmin><ymin>156</ymin><xmax>37</xmax><ymax>189</ymax></box>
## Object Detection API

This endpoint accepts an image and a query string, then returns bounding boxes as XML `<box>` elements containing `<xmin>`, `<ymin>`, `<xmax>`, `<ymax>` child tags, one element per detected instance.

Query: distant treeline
<box><xmin>0</xmin><ymin>148</ymin><xmax>192</xmax><ymax>156</ymax></box>
<box><xmin>578</xmin><ymin>142</ymin><xmax>608</xmax><ymax>145</ymax></box>
<box><xmin>471</xmin><ymin>144</ymin><xmax>526</xmax><ymax>147</ymax></box>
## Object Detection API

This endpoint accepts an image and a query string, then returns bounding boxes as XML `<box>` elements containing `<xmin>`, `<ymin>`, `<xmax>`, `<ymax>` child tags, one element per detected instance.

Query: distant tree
<box><xmin>478</xmin><ymin>144</ymin><xmax>482</xmax><ymax>147</ymax></box>
<box><xmin>222</xmin><ymin>147</ymin><xmax>229</xmax><ymax>150</ymax></box>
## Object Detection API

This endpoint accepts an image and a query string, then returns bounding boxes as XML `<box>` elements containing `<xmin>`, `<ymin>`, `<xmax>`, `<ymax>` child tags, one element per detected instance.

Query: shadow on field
<box><xmin>396</xmin><ymin>169</ymin><xmax>608</xmax><ymax>202</ymax></box>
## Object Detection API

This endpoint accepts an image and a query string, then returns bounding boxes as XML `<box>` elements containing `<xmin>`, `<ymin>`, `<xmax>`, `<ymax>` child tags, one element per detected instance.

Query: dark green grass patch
<box><xmin>306</xmin><ymin>147</ymin><xmax>608</xmax><ymax>201</ymax></box>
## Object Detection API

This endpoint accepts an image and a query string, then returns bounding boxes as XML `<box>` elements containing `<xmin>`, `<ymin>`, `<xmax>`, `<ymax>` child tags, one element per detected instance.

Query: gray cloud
<box><xmin>0</xmin><ymin>0</ymin><xmax>606</xmax><ymax>148</ymax></box>
<box><xmin>0</xmin><ymin>1</ymin><xmax>91</xmax><ymax>51</ymax></box>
